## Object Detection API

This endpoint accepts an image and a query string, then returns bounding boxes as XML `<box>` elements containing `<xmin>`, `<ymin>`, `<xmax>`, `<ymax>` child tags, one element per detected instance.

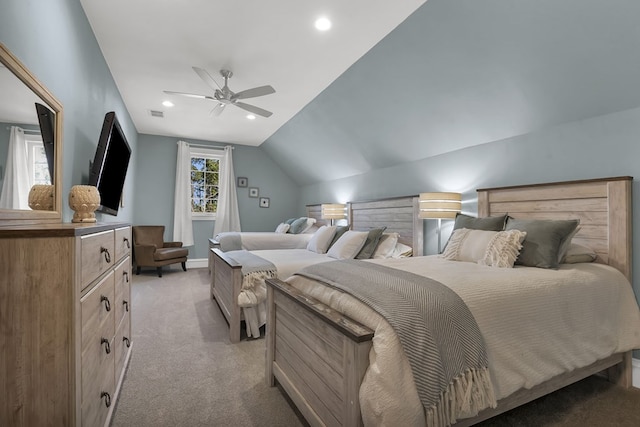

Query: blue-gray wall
<box><xmin>0</xmin><ymin>0</ymin><xmax>137</xmax><ymax>223</ymax></box>
<box><xmin>133</xmin><ymin>134</ymin><xmax>301</xmax><ymax>259</ymax></box>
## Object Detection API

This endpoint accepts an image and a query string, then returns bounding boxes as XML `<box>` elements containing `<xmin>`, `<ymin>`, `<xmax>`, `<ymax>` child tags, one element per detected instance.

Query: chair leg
<box><xmin>182</xmin><ymin>261</ymin><xmax>187</xmax><ymax>271</ymax></box>
<box><xmin>157</xmin><ymin>267</ymin><xmax>162</xmax><ymax>278</ymax></box>
<box><xmin>136</xmin><ymin>266</ymin><xmax>141</xmax><ymax>275</ymax></box>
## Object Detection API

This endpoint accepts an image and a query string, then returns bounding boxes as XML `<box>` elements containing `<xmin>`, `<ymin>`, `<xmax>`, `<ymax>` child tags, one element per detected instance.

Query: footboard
<box><xmin>211</xmin><ymin>248</ymin><xmax>243</xmax><ymax>343</ymax></box>
<box><xmin>266</xmin><ymin>278</ymin><xmax>373</xmax><ymax>427</ymax></box>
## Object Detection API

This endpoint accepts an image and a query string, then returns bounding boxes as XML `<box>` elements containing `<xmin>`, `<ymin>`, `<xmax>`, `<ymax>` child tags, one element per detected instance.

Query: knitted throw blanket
<box><xmin>296</xmin><ymin>260</ymin><xmax>497</xmax><ymax>426</ymax></box>
<box><xmin>225</xmin><ymin>250</ymin><xmax>277</xmax><ymax>307</ymax></box>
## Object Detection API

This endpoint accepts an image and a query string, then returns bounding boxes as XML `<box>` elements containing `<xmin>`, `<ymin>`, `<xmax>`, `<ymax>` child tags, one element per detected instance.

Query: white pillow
<box><xmin>300</xmin><ymin>218</ymin><xmax>317</xmax><ymax>234</ymax></box>
<box><xmin>275</xmin><ymin>223</ymin><xmax>290</xmax><ymax>233</ymax></box>
<box><xmin>442</xmin><ymin>228</ymin><xmax>527</xmax><ymax>268</ymax></box>
<box><xmin>306</xmin><ymin>225</ymin><xmax>337</xmax><ymax>254</ymax></box>
<box><xmin>327</xmin><ymin>230</ymin><xmax>368</xmax><ymax>260</ymax></box>
<box><xmin>372</xmin><ymin>232</ymin><xmax>400</xmax><ymax>259</ymax></box>
<box><xmin>562</xmin><ymin>243</ymin><xmax>597</xmax><ymax>264</ymax></box>
<box><xmin>390</xmin><ymin>242</ymin><xmax>413</xmax><ymax>258</ymax></box>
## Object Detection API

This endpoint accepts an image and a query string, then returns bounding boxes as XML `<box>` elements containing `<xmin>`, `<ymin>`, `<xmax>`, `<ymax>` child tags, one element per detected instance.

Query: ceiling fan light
<box><xmin>247</xmin><ymin>114</ymin><xmax>256</xmax><ymax>120</ymax></box>
<box><xmin>162</xmin><ymin>100</ymin><xmax>174</xmax><ymax>107</ymax></box>
<box><xmin>315</xmin><ymin>17</ymin><xmax>332</xmax><ymax>31</ymax></box>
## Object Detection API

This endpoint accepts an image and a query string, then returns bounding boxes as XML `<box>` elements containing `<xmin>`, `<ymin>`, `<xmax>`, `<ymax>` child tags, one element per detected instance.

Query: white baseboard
<box><xmin>186</xmin><ymin>258</ymin><xmax>208</xmax><ymax>269</ymax></box>
<box><xmin>633</xmin><ymin>358</ymin><xmax>640</xmax><ymax>388</ymax></box>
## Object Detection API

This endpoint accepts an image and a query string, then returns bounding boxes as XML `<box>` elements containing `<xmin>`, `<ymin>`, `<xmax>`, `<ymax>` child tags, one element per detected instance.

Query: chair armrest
<box><xmin>134</xmin><ymin>244</ymin><xmax>157</xmax><ymax>265</ymax></box>
<box><xmin>164</xmin><ymin>241</ymin><xmax>183</xmax><ymax>248</ymax></box>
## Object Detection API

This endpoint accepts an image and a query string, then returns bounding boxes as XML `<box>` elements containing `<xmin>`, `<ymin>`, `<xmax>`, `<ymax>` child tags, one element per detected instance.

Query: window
<box><xmin>25</xmin><ymin>135</ymin><xmax>51</xmax><ymax>185</ymax></box>
<box><xmin>190</xmin><ymin>147</ymin><xmax>222</xmax><ymax>219</ymax></box>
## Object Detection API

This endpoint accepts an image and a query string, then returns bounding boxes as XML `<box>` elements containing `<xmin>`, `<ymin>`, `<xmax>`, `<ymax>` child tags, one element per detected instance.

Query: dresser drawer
<box><xmin>81</xmin><ymin>342</ymin><xmax>115</xmax><ymax>427</ymax></box>
<box><xmin>114</xmin><ymin>256</ymin><xmax>131</xmax><ymax>326</ymax></box>
<box><xmin>81</xmin><ymin>271</ymin><xmax>115</xmax><ymax>356</ymax></box>
<box><xmin>114</xmin><ymin>226</ymin><xmax>132</xmax><ymax>262</ymax></box>
<box><xmin>81</xmin><ymin>230</ymin><xmax>115</xmax><ymax>291</ymax></box>
<box><xmin>115</xmin><ymin>312</ymin><xmax>131</xmax><ymax>381</ymax></box>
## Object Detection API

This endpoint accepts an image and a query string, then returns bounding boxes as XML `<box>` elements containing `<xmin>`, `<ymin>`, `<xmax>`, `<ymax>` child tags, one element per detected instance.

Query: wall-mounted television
<box><xmin>88</xmin><ymin>111</ymin><xmax>131</xmax><ymax>216</ymax></box>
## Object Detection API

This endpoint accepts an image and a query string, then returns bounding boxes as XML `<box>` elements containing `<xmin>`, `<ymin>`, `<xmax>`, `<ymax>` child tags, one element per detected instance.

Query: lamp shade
<box><xmin>419</xmin><ymin>192</ymin><xmax>461</xmax><ymax>219</ymax></box>
<box><xmin>321</xmin><ymin>203</ymin><xmax>347</xmax><ymax>220</ymax></box>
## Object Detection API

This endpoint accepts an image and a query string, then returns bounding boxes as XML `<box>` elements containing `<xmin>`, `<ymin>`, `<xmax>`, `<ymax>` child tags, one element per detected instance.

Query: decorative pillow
<box><xmin>355</xmin><ymin>227</ymin><xmax>387</xmax><ymax>259</ymax></box>
<box><xmin>327</xmin><ymin>231</ymin><xmax>369</xmax><ymax>260</ymax></box>
<box><xmin>442</xmin><ymin>228</ymin><xmax>527</xmax><ymax>268</ymax></box>
<box><xmin>443</xmin><ymin>213</ymin><xmax>509</xmax><ymax>252</ymax></box>
<box><xmin>389</xmin><ymin>242</ymin><xmax>413</xmax><ymax>258</ymax></box>
<box><xmin>274</xmin><ymin>223</ymin><xmax>290</xmax><ymax>233</ymax></box>
<box><xmin>306</xmin><ymin>225</ymin><xmax>337</xmax><ymax>254</ymax></box>
<box><xmin>562</xmin><ymin>243</ymin><xmax>597</xmax><ymax>264</ymax></box>
<box><xmin>505</xmin><ymin>218</ymin><xmax>580</xmax><ymax>269</ymax></box>
<box><xmin>372</xmin><ymin>232</ymin><xmax>400</xmax><ymax>259</ymax></box>
<box><xmin>328</xmin><ymin>225</ymin><xmax>350</xmax><ymax>248</ymax></box>
<box><xmin>284</xmin><ymin>218</ymin><xmax>297</xmax><ymax>225</ymax></box>
<box><xmin>557</xmin><ymin>226</ymin><xmax>580</xmax><ymax>263</ymax></box>
<box><xmin>289</xmin><ymin>217</ymin><xmax>316</xmax><ymax>234</ymax></box>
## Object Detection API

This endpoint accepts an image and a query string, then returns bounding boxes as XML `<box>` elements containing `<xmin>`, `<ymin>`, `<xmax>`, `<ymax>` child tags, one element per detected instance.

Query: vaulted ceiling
<box><xmin>81</xmin><ymin>0</ymin><xmax>640</xmax><ymax>186</ymax></box>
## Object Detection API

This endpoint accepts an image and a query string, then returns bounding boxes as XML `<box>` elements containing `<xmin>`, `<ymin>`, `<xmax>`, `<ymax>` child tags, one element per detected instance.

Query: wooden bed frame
<box><xmin>211</xmin><ymin>196</ymin><xmax>422</xmax><ymax>343</ymax></box>
<box><xmin>265</xmin><ymin>176</ymin><xmax>634</xmax><ymax>426</ymax></box>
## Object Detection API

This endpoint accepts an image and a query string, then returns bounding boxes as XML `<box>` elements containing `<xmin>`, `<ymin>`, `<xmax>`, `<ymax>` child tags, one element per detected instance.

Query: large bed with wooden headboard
<box><xmin>265</xmin><ymin>176</ymin><xmax>640</xmax><ymax>427</ymax></box>
<box><xmin>211</xmin><ymin>195</ymin><xmax>423</xmax><ymax>343</ymax></box>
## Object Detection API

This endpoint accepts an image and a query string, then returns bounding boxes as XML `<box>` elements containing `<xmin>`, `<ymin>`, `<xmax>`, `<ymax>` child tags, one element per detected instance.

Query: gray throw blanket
<box><xmin>295</xmin><ymin>260</ymin><xmax>496</xmax><ymax>426</ymax></box>
<box><xmin>215</xmin><ymin>232</ymin><xmax>242</xmax><ymax>252</ymax></box>
<box><xmin>226</xmin><ymin>250</ymin><xmax>277</xmax><ymax>307</ymax></box>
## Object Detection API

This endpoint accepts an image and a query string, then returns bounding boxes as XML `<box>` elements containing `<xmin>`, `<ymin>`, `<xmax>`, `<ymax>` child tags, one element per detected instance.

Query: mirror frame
<box><xmin>0</xmin><ymin>43</ymin><xmax>63</xmax><ymax>225</ymax></box>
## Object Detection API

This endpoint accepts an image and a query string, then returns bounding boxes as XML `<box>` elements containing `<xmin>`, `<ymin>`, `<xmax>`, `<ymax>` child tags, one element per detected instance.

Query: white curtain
<box><xmin>173</xmin><ymin>140</ymin><xmax>194</xmax><ymax>246</ymax></box>
<box><xmin>213</xmin><ymin>146</ymin><xmax>241</xmax><ymax>235</ymax></box>
<box><xmin>0</xmin><ymin>126</ymin><xmax>30</xmax><ymax>209</ymax></box>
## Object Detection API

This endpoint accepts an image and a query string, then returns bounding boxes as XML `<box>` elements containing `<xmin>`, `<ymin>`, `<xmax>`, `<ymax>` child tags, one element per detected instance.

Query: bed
<box><xmin>265</xmin><ymin>176</ymin><xmax>640</xmax><ymax>427</ymax></box>
<box><xmin>212</xmin><ymin>204</ymin><xmax>328</xmax><ymax>252</ymax></box>
<box><xmin>211</xmin><ymin>195</ymin><xmax>423</xmax><ymax>343</ymax></box>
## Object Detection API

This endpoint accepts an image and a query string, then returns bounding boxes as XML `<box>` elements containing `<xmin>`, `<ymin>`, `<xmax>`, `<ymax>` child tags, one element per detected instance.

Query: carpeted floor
<box><xmin>111</xmin><ymin>268</ymin><xmax>640</xmax><ymax>427</ymax></box>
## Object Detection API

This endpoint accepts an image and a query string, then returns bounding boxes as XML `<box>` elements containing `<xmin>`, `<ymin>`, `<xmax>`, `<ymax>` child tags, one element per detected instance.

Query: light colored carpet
<box><xmin>110</xmin><ymin>267</ymin><xmax>303</xmax><ymax>427</ymax></box>
<box><xmin>111</xmin><ymin>267</ymin><xmax>640</xmax><ymax>426</ymax></box>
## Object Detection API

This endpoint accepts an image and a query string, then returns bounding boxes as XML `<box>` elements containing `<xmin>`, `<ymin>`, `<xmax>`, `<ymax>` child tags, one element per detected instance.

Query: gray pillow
<box><xmin>284</xmin><ymin>217</ymin><xmax>297</xmax><ymax>225</ymax></box>
<box><xmin>356</xmin><ymin>227</ymin><xmax>387</xmax><ymax>259</ymax></box>
<box><xmin>442</xmin><ymin>213</ymin><xmax>508</xmax><ymax>252</ymax></box>
<box><xmin>288</xmin><ymin>217</ymin><xmax>309</xmax><ymax>234</ymax></box>
<box><xmin>505</xmin><ymin>218</ymin><xmax>579</xmax><ymax>269</ymax></box>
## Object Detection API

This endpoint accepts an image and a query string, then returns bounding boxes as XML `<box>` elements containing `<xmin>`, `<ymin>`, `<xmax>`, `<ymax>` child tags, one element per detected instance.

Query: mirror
<box><xmin>0</xmin><ymin>43</ymin><xmax>63</xmax><ymax>225</ymax></box>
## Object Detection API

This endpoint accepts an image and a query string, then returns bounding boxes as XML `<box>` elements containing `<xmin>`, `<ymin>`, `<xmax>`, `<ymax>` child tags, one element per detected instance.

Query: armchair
<box><xmin>132</xmin><ymin>225</ymin><xmax>188</xmax><ymax>277</ymax></box>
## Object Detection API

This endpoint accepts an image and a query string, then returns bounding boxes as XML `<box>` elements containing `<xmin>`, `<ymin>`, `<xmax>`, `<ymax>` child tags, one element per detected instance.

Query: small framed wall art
<box><xmin>237</xmin><ymin>177</ymin><xmax>248</xmax><ymax>187</ymax></box>
<box><xmin>260</xmin><ymin>197</ymin><xmax>270</xmax><ymax>208</ymax></box>
<box><xmin>249</xmin><ymin>187</ymin><xmax>259</xmax><ymax>198</ymax></box>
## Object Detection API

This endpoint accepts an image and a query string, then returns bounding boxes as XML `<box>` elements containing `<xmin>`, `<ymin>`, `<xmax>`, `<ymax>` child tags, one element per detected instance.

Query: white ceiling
<box><xmin>79</xmin><ymin>0</ymin><xmax>426</xmax><ymax>146</ymax></box>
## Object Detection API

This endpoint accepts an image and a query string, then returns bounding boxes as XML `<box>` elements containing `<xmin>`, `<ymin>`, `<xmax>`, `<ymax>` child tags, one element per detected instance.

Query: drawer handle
<box><xmin>123</xmin><ymin>271</ymin><xmax>129</xmax><ymax>283</ymax></box>
<box><xmin>123</xmin><ymin>300</ymin><xmax>129</xmax><ymax>312</ymax></box>
<box><xmin>123</xmin><ymin>336</ymin><xmax>131</xmax><ymax>348</ymax></box>
<box><xmin>100</xmin><ymin>247</ymin><xmax>111</xmax><ymax>263</ymax></box>
<box><xmin>100</xmin><ymin>295</ymin><xmax>111</xmax><ymax>312</ymax></box>
<box><xmin>101</xmin><ymin>391</ymin><xmax>111</xmax><ymax>408</ymax></box>
<box><xmin>101</xmin><ymin>338</ymin><xmax>111</xmax><ymax>354</ymax></box>
<box><xmin>123</xmin><ymin>237</ymin><xmax>130</xmax><ymax>249</ymax></box>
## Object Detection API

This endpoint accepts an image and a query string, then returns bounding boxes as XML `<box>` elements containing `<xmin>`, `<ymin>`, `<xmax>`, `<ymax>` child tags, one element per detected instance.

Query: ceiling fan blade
<box><xmin>234</xmin><ymin>102</ymin><xmax>273</xmax><ymax>118</ymax></box>
<box><xmin>163</xmin><ymin>90</ymin><xmax>215</xmax><ymax>101</ymax></box>
<box><xmin>232</xmin><ymin>85</ymin><xmax>276</xmax><ymax>100</ymax></box>
<box><xmin>210</xmin><ymin>103</ymin><xmax>225</xmax><ymax>116</ymax></box>
<box><xmin>192</xmin><ymin>66</ymin><xmax>222</xmax><ymax>91</ymax></box>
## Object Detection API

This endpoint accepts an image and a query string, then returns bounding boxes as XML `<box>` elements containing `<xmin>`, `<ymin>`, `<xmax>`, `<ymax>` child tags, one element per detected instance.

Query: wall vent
<box><xmin>149</xmin><ymin>110</ymin><xmax>164</xmax><ymax>118</ymax></box>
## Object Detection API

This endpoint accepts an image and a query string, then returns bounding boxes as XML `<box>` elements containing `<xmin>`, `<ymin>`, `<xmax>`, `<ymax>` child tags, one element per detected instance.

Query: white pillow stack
<box><xmin>306</xmin><ymin>225</ymin><xmax>337</xmax><ymax>254</ymax></box>
<box><xmin>327</xmin><ymin>230</ymin><xmax>369</xmax><ymax>259</ymax></box>
<box><xmin>275</xmin><ymin>223</ymin><xmax>290</xmax><ymax>233</ymax></box>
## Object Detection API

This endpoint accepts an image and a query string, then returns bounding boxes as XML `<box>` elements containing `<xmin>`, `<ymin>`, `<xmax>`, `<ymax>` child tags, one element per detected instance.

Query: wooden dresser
<box><xmin>0</xmin><ymin>222</ymin><xmax>133</xmax><ymax>426</ymax></box>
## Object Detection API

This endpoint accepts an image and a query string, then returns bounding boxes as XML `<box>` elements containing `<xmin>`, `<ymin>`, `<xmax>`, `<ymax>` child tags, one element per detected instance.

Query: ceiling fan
<box><xmin>164</xmin><ymin>66</ymin><xmax>276</xmax><ymax>117</ymax></box>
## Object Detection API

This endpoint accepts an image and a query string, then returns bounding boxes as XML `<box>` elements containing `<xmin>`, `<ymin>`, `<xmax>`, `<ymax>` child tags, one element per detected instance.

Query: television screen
<box><xmin>35</xmin><ymin>102</ymin><xmax>55</xmax><ymax>184</ymax></box>
<box><xmin>88</xmin><ymin>111</ymin><xmax>131</xmax><ymax>216</ymax></box>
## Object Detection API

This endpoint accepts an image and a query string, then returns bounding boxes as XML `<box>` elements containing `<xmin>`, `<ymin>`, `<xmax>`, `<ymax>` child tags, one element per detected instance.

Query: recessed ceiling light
<box><xmin>162</xmin><ymin>100</ymin><xmax>174</xmax><ymax>107</ymax></box>
<box><xmin>246</xmin><ymin>114</ymin><xmax>256</xmax><ymax>120</ymax></box>
<box><xmin>315</xmin><ymin>17</ymin><xmax>332</xmax><ymax>31</ymax></box>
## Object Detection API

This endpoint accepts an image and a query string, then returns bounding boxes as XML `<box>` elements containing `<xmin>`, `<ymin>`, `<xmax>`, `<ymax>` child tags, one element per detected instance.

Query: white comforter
<box><xmin>286</xmin><ymin>256</ymin><xmax>640</xmax><ymax>427</ymax></box>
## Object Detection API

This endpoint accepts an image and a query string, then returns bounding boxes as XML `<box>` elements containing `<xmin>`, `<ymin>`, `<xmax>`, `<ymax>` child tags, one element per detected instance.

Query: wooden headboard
<box><xmin>477</xmin><ymin>176</ymin><xmax>632</xmax><ymax>281</ymax></box>
<box><xmin>348</xmin><ymin>195</ymin><xmax>423</xmax><ymax>256</ymax></box>
<box><xmin>305</xmin><ymin>204</ymin><xmax>330</xmax><ymax>227</ymax></box>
